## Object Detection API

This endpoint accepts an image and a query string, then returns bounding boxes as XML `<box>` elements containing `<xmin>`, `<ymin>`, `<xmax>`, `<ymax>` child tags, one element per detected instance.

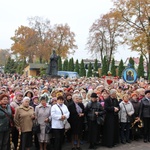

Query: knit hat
<box><xmin>15</xmin><ymin>91</ymin><xmax>23</xmax><ymax>96</ymax></box>
<box><xmin>22</xmin><ymin>96</ymin><xmax>30</xmax><ymax>102</ymax></box>
<box><xmin>32</xmin><ymin>96</ymin><xmax>39</xmax><ymax>101</ymax></box>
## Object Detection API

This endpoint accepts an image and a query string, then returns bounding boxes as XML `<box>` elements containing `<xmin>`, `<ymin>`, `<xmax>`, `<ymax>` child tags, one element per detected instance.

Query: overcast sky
<box><xmin>0</xmin><ymin>0</ymin><xmax>138</xmax><ymax>61</ymax></box>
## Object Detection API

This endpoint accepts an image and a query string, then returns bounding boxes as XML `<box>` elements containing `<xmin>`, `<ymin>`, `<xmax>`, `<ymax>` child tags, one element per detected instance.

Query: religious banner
<box><xmin>122</xmin><ymin>67</ymin><xmax>137</xmax><ymax>84</ymax></box>
<box><xmin>104</xmin><ymin>76</ymin><xmax>114</xmax><ymax>87</ymax></box>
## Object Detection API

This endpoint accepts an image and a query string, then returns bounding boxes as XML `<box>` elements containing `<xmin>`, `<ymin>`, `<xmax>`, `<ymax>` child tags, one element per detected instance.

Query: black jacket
<box><xmin>130</xmin><ymin>99</ymin><xmax>140</xmax><ymax>118</ymax></box>
<box><xmin>85</xmin><ymin>101</ymin><xmax>104</xmax><ymax>121</ymax></box>
<box><xmin>139</xmin><ymin>97</ymin><xmax>150</xmax><ymax>118</ymax></box>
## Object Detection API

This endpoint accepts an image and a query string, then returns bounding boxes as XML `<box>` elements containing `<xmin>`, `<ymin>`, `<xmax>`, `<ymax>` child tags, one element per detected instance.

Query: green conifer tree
<box><xmin>4</xmin><ymin>57</ymin><xmax>16</xmax><ymax>73</ymax></box>
<box><xmin>68</xmin><ymin>58</ymin><xmax>72</xmax><ymax>71</ymax></box>
<box><xmin>87</xmin><ymin>62</ymin><xmax>93</xmax><ymax>77</ymax></box>
<box><xmin>137</xmin><ymin>55</ymin><xmax>144</xmax><ymax>78</ymax></box>
<box><xmin>94</xmin><ymin>59</ymin><xmax>98</xmax><ymax>71</ymax></box>
<box><xmin>68</xmin><ymin>57</ymin><xmax>74</xmax><ymax>71</ymax></box>
<box><xmin>129</xmin><ymin>57</ymin><xmax>135</xmax><ymax>68</ymax></box>
<box><xmin>111</xmin><ymin>58</ymin><xmax>116</xmax><ymax>76</ymax></box>
<box><xmin>72</xmin><ymin>58</ymin><xmax>74</xmax><ymax>71</ymax></box>
<box><xmin>63</xmin><ymin>59</ymin><xmax>69</xmax><ymax>71</ymax></box>
<box><xmin>102</xmin><ymin>56</ymin><xmax>108</xmax><ymax>75</ymax></box>
<box><xmin>16</xmin><ymin>60</ymin><xmax>26</xmax><ymax>74</ymax></box>
<box><xmin>118</xmin><ymin>59</ymin><xmax>125</xmax><ymax>77</ymax></box>
<box><xmin>93</xmin><ymin>59</ymin><xmax>99</xmax><ymax>77</ymax></box>
<box><xmin>58</xmin><ymin>57</ymin><xmax>62</xmax><ymax>71</ymax></box>
<box><xmin>79</xmin><ymin>59</ymin><xmax>86</xmax><ymax>77</ymax></box>
<box><xmin>75</xmin><ymin>59</ymin><xmax>80</xmax><ymax>74</ymax></box>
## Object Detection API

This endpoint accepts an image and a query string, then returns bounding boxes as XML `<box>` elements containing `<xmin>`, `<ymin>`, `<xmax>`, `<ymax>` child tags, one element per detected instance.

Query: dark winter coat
<box><xmin>139</xmin><ymin>97</ymin><xmax>150</xmax><ymax>118</ymax></box>
<box><xmin>68</xmin><ymin>102</ymin><xmax>84</xmax><ymax>135</ymax></box>
<box><xmin>102</xmin><ymin>96</ymin><xmax>120</xmax><ymax>147</ymax></box>
<box><xmin>130</xmin><ymin>99</ymin><xmax>140</xmax><ymax>118</ymax></box>
<box><xmin>0</xmin><ymin>105</ymin><xmax>12</xmax><ymax>132</ymax></box>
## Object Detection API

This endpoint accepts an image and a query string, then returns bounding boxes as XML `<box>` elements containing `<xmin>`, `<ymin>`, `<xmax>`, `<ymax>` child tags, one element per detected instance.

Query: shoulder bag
<box><xmin>57</xmin><ymin>104</ymin><xmax>71</xmax><ymax>130</ymax></box>
<box><xmin>122</xmin><ymin>103</ymin><xmax>132</xmax><ymax>123</ymax></box>
<box><xmin>32</xmin><ymin>119</ymin><xmax>41</xmax><ymax>134</ymax></box>
<box><xmin>0</xmin><ymin>107</ymin><xmax>14</xmax><ymax>128</ymax></box>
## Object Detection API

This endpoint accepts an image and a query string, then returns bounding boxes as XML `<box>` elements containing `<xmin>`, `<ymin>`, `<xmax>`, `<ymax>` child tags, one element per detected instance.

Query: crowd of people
<box><xmin>0</xmin><ymin>73</ymin><xmax>150</xmax><ymax>150</ymax></box>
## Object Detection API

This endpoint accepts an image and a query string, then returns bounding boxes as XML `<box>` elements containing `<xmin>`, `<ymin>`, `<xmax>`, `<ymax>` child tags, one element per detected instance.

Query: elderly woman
<box><xmin>10</xmin><ymin>91</ymin><xmax>23</xmax><ymax>149</ymax></box>
<box><xmin>35</xmin><ymin>95</ymin><xmax>51</xmax><ymax>150</ymax></box>
<box><xmin>139</xmin><ymin>90</ymin><xmax>150</xmax><ymax>142</ymax></box>
<box><xmin>14</xmin><ymin>96</ymin><xmax>35</xmax><ymax>150</ymax></box>
<box><xmin>0</xmin><ymin>94</ymin><xmax>13</xmax><ymax>150</ymax></box>
<box><xmin>130</xmin><ymin>93</ymin><xmax>141</xmax><ymax>140</ymax></box>
<box><xmin>10</xmin><ymin>91</ymin><xmax>23</xmax><ymax>109</ymax></box>
<box><xmin>68</xmin><ymin>94</ymin><xmax>84</xmax><ymax>150</ymax></box>
<box><xmin>51</xmin><ymin>96</ymin><xmax>70</xmax><ymax>150</ymax></box>
<box><xmin>119</xmin><ymin>94</ymin><xmax>134</xmax><ymax>144</ymax></box>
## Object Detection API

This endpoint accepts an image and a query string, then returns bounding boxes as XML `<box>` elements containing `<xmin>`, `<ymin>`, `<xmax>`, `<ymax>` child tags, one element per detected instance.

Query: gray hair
<box><xmin>109</xmin><ymin>89</ymin><xmax>117</xmax><ymax>95</ymax></box>
<box><xmin>72</xmin><ymin>94</ymin><xmax>80</xmax><ymax>100</ymax></box>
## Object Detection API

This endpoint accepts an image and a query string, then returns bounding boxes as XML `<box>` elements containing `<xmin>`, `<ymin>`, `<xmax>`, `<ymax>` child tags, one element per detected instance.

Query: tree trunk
<box><xmin>39</xmin><ymin>56</ymin><xmax>42</xmax><ymax>63</ymax></box>
<box><xmin>28</xmin><ymin>56</ymin><xmax>33</xmax><ymax>63</ymax></box>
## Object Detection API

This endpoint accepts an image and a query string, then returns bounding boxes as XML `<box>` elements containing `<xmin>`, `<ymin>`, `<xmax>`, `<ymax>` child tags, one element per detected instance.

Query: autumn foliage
<box><xmin>11</xmin><ymin>17</ymin><xmax>77</xmax><ymax>63</ymax></box>
<box><xmin>87</xmin><ymin>0</ymin><xmax>150</xmax><ymax>76</ymax></box>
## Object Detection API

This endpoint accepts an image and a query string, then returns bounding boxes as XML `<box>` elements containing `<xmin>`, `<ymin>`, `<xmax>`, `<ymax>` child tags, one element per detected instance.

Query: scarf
<box><xmin>75</xmin><ymin>103</ymin><xmax>82</xmax><ymax>114</ymax></box>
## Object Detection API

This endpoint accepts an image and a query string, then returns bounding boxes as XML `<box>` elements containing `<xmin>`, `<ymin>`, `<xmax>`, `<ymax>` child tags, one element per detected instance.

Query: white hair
<box><xmin>22</xmin><ymin>96</ymin><xmax>30</xmax><ymax>102</ymax></box>
<box><xmin>72</xmin><ymin>94</ymin><xmax>80</xmax><ymax>100</ymax></box>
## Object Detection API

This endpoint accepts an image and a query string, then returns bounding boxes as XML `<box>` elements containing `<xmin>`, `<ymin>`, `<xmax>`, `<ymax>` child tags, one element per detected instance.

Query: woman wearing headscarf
<box><xmin>0</xmin><ymin>94</ymin><xmax>13</xmax><ymax>150</ymax></box>
<box><xmin>68</xmin><ymin>94</ymin><xmax>84</xmax><ymax>150</ymax></box>
<box><xmin>35</xmin><ymin>95</ymin><xmax>51</xmax><ymax>150</ymax></box>
<box><xmin>14</xmin><ymin>96</ymin><xmax>35</xmax><ymax>150</ymax></box>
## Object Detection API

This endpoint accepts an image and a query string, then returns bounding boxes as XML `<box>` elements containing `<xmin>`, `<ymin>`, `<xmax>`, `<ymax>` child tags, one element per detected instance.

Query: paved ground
<box><xmin>61</xmin><ymin>140</ymin><xmax>150</xmax><ymax>150</ymax></box>
<box><xmin>31</xmin><ymin>139</ymin><xmax>150</xmax><ymax>150</ymax></box>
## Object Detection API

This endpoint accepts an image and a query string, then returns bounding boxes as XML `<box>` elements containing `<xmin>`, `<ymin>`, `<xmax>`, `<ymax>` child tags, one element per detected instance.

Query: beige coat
<box><xmin>14</xmin><ymin>105</ymin><xmax>34</xmax><ymax>132</ymax></box>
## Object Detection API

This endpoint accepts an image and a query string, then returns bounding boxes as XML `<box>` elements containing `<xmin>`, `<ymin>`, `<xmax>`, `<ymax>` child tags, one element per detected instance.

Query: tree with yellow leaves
<box><xmin>112</xmin><ymin>0</ymin><xmax>150</xmax><ymax>76</ymax></box>
<box><xmin>11</xmin><ymin>16</ymin><xmax>77</xmax><ymax>63</ymax></box>
<box><xmin>11</xmin><ymin>25</ymin><xmax>38</xmax><ymax>63</ymax></box>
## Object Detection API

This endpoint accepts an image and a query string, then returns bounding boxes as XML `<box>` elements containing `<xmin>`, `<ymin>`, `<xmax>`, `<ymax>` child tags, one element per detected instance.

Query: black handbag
<box><xmin>45</xmin><ymin>123</ymin><xmax>52</xmax><ymax>134</ymax></box>
<box><xmin>32</xmin><ymin>120</ymin><xmax>41</xmax><ymax>134</ymax></box>
<box><xmin>97</xmin><ymin>115</ymin><xmax>104</xmax><ymax>125</ymax></box>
